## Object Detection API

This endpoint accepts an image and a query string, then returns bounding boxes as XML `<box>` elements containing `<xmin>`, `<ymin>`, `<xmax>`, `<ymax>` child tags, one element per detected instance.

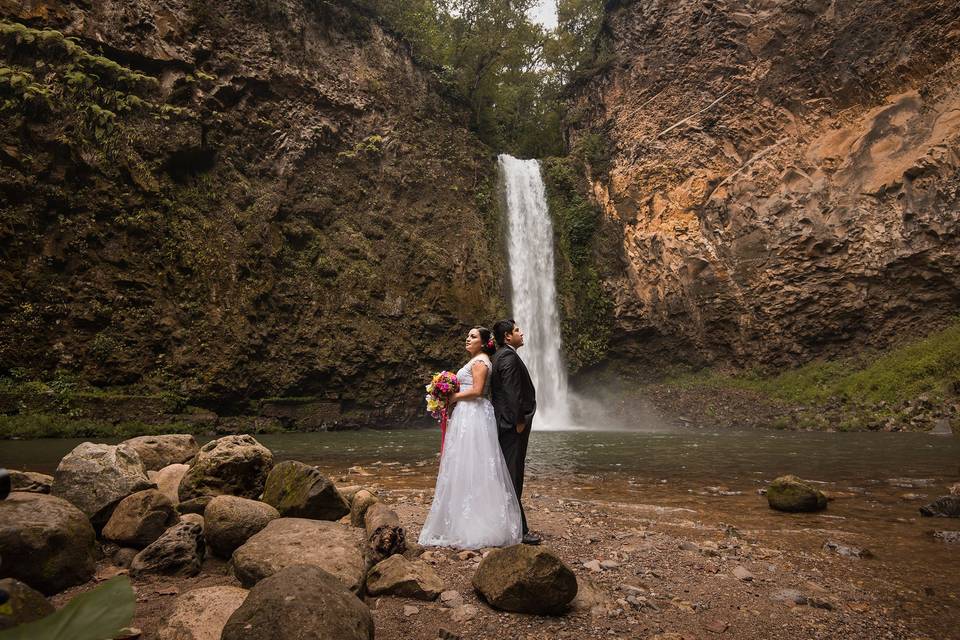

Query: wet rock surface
<box><xmin>767</xmin><ymin>475</ymin><xmax>828</xmax><ymax>513</ymax></box>
<box><xmin>0</xmin><ymin>492</ymin><xmax>96</xmax><ymax>595</ymax></box>
<box><xmin>919</xmin><ymin>495</ymin><xmax>960</xmax><ymax>518</ymax></box>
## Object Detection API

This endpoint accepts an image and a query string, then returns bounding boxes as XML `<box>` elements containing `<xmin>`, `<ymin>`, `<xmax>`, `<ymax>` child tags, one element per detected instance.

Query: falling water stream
<box><xmin>498</xmin><ymin>154</ymin><xmax>573</xmax><ymax>430</ymax></box>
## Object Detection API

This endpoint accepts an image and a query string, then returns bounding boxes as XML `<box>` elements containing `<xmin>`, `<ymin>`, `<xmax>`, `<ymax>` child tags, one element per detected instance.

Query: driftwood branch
<box><xmin>655</xmin><ymin>88</ymin><xmax>735</xmax><ymax>139</ymax></box>
<box><xmin>364</xmin><ymin>502</ymin><xmax>405</xmax><ymax>565</ymax></box>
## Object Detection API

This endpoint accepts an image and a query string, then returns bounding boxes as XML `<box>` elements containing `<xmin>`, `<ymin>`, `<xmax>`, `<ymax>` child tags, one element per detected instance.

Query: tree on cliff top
<box><xmin>370</xmin><ymin>0</ymin><xmax>605</xmax><ymax>158</ymax></box>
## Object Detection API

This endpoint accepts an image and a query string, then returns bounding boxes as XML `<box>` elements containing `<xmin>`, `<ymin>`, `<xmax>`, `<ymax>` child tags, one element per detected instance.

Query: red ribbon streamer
<box><xmin>439</xmin><ymin>407</ymin><xmax>448</xmax><ymax>455</ymax></box>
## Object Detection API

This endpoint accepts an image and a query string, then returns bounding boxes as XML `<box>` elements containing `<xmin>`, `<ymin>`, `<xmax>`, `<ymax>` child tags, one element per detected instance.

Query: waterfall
<box><xmin>498</xmin><ymin>154</ymin><xmax>573</xmax><ymax>430</ymax></box>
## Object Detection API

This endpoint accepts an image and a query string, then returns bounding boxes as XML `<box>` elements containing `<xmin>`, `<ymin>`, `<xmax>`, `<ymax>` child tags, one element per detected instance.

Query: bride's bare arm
<box><xmin>452</xmin><ymin>360</ymin><xmax>488</xmax><ymax>402</ymax></box>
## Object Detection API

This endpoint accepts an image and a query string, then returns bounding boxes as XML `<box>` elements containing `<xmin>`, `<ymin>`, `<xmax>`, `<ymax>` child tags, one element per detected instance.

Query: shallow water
<box><xmin>5</xmin><ymin>427</ymin><xmax>960</xmax><ymax>632</ymax></box>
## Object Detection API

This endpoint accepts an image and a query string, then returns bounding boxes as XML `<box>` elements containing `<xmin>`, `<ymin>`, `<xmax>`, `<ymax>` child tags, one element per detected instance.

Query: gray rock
<box><xmin>221</xmin><ymin>565</ymin><xmax>373</xmax><ymax>640</ymax></box>
<box><xmin>178</xmin><ymin>435</ymin><xmax>273</xmax><ymax>504</ymax></box>
<box><xmin>130</xmin><ymin>521</ymin><xmax>205</xmax><ymax>578</ymax></box>
<box><xmin>231</xmin><ymin>518</ymin><xmax>365</xmax><ymax>593</ymax></box>
<box><xmin>766</xmin><ymin>475</ymin><xmax>827</xmax><ymax>513</ymax></box>
<box><xmin>121</xmin><ymin>435</ymin><xmax>199</xmax><ymax>471</ymax></box>
<box><xmin>9</xmin><ymin>470</ymin><xmax>52</xmax><ymax>494</ymax></box>
<box><xmin>932</xmin><ymin>531</ymin><xmax>960</xmax><ymax>543</ymax></box>
<box><xmin>157</xmin><ymin>586</ymin><xmax>249</xmax><ymax>640</ymax></box>
<box><xmin>102</xmin><ymin>489</ymin><xmax>179</xmax><ymax>548</ymax></box>
<box><xmin>262</xmin><ymin>461</ymin><xmax>349</xmax><ymax>521</ymax></box>
<box><xmin>472</xmin><ymin>544</ymin><xmax>578</xmax><ymax>615</ymax></box>
<box><xmin>0</xmin><ymin>578</ymin><xmax>55</xmax><ymax>630</ymax></box>
<box><xmin>366</xmin><ymin>554</ymin><xmax>444</xmax><ymax>600</ymax></box>
<box><xmin>153</xmin><ymin>464</ymin><xmax>190</xmax><ymax>505</ymax></box>
<box><xmin>204</xmin><ymin>495</ymin><xmax>279</xmax><ymax>558</ymax></box>
<box><xmin>0</xmin><ymin>493</ymin><xmax>96</xmax><ymax>595</ymax></box>
<box><xmin>822</xmin><ymin>540</ymin><xmax>873</xmax><ymax>559</ymax></box>
<box><xmin>919</xmin><ymin>495</ymin><xmax>960</xmax><ymax>517</ymax></box>
<box><xmin>51</xmin><ymin>442</ymin><xmax>154</xmax><ymax>528</ymax></box>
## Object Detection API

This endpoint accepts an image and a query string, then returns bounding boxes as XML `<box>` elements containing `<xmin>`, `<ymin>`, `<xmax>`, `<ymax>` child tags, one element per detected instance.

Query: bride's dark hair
<box><xmin>475</xmin><ymin>326</ymin><xmax>497</xmax><ymax>356</ymax></box>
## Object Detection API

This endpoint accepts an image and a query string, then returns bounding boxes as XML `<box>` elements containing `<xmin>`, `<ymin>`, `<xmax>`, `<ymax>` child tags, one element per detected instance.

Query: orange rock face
<box><xmin>567</xmin><ymin>0</ymin><xmax>960</xmax><ymax>367</ymax></box>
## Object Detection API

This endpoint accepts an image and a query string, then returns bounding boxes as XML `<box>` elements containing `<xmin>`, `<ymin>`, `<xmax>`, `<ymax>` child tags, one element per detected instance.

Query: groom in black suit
<box><xmin>490</xmin><ymin>319</ymin><xmax>540</xmax><ymax>545</ymax></box>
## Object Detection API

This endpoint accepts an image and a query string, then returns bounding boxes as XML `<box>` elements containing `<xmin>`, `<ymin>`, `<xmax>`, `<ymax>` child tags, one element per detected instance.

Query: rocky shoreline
<box><xmin>2</xmin><ymin>433</ymin><xmax>959</xmax><ymax>639</ymax></box>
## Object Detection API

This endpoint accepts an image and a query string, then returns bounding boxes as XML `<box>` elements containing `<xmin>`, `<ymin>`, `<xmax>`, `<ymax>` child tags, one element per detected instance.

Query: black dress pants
<box><xmin>498</xmin><ymin>422</ymin><xmax>532</xmax><ymax>534</ymax></box>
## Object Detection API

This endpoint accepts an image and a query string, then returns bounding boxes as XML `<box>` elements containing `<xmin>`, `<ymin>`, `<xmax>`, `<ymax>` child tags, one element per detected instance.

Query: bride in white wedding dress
<box><xmin>419</xmin><ymin>327</ymin><xmax>523</xmax><ymax>549</ymax></box>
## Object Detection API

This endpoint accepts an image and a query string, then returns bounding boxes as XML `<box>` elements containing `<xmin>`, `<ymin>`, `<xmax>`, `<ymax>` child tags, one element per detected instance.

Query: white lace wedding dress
<box><xmin>419</xmin><ymin>354</ymin><xmax>523</xmax><ymax>549</ymax></box>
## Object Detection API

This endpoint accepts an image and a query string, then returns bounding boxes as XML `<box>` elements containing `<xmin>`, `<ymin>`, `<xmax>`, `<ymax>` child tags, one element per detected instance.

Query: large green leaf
<box><xmin>0</xmin><ymin>576</ymin><xmax>135</xmax><ymax>640</ymax></box>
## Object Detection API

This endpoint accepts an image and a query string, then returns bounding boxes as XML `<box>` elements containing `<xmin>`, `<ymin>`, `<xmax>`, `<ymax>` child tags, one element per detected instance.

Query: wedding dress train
<box><xmin>418</xmin><ymin>354</ymin><xmax>523</xmax><ymax>549</ymax></box>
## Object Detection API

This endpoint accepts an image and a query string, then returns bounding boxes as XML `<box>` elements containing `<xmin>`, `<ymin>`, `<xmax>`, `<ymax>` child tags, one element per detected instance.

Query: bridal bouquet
<box><xmin>425</xmin><ymin>371</ymin><xmax>459</xmax><ymax>453</ymax></box>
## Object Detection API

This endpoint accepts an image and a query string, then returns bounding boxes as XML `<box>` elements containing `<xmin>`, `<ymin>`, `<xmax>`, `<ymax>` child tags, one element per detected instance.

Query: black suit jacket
<box><xmin>490</xmin><ymin>346</ymin><xmax>537</xmax><ymax>431</ymax></box>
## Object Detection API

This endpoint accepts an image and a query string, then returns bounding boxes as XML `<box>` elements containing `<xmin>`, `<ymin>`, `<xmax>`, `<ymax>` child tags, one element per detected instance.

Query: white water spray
<box><xmin>498</xmin><ymin>154</ymin><xmax>574</xmax><ymax>430</ymax></box>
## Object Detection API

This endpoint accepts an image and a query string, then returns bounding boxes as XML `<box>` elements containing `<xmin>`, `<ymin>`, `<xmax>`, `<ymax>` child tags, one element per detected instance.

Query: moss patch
<box><xmin>541</xmin><ymin>156</ymin><xmax>614</xmax><ymax>373</ymax></box>
<box><xmin>660</xmin><ymin>318</ymin><xmax>960</xmax><ymax>431</ymax></box>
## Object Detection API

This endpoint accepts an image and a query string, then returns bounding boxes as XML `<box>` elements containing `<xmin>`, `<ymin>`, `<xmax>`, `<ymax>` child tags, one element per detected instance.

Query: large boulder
<box><xmin>0</xmin><ymin>578</ymin><xmax>55</xmax><ymax>630</ymax></box>
<box><xmin>366</xmin><ymin>554</ymin><xmax>444</xmax><ymax>600</ymax></box>
<box><xmin>9</xmin><ymin>470</ymin><xmax>52</xmax><ymax>494</ymax></box>
<box><xmin>153</xmin><ymin>463</ymin><xmax>190</xmax><ymax>505</ymax></box>
<box><xmin>130</xmin><ymin>521</ymin><xmax>205</xmax><ymax>578</ymax></box>
<box><xmin>51</xmin><ymin>442</ymin><xmax>154</xmax><ymax>528</ymax></box>
<box><xmin>121</xmin><ymin>435</ymin><xmax>199</xmax><ymax>471</ymax></box>
<box><xmin>205</xmin><ymin>495</ymin><xmax>279</xmax><ymax>558</ymax></box>
<box><xmin>920</xmin><ymin>495</ymin><xmax>960</xmax><ymax>517</ymax></box>
<box><xmin>766</xmin><ymin>475</ymin><xmax>828</xmax><ymax>513</ymax></box>
<box><xmin>178</xmin><ymin>435</ymin><xmax>273</xmax><ymax>504</ymax></box>
<box><xmin>0</xmin><ymin>493</ymin><xmax>96</xmax><ymax>595</ymax></box>
<box><xmin>262</xmin><ymin>461</ymin><xmax>350</xmax><ymax>521</ymax></box>
<box><xmin>472</xmin><ymin>545</ymin><xmax>578</xmax><ymax>615</ymax></box>
<box><xmin>231</xmin><ymin>518</ymin><xmax>365</xmax><ymax>593</ymax></box>
<box><xmin>221</xmin><ymin>565</ymin><xmax>373</xmax><ymax>640</ymax></box>
<box><xmin>102</xmin><ymin>489</ymin><xmax>179</xmax><ymax>548</ymax></box>
<box><xmin>157</xmin><ymin>586</ymin><xmax>248</xmax><ymax>640</ymax></box>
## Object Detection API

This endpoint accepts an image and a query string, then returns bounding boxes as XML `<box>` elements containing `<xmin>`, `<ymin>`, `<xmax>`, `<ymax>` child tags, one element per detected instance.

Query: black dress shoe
<box><xmin>521</xmin><ymin>532</ymin><xmax>542</xmax><ymax>545</ymax></box>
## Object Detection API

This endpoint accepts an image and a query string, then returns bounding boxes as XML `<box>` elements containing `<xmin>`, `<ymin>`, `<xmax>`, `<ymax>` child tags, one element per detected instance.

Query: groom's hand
<box><xmin>516</xmin><ymin>422</ymin><xmax>526</xmax><ymax>433</ymax></box>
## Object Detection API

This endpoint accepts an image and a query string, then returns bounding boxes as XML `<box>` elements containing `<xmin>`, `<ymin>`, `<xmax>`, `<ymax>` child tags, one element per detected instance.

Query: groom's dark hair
<box><xmin>493</xmin><ymin>319</ymin><xmax>515</xmax><ymax>347</ymax></box>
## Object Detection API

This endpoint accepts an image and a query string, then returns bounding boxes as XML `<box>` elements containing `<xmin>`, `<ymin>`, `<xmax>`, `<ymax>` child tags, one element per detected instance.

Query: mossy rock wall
<box><xmin>0</xmin><ymin>1</ymin><xmax>506</xmax><ymax>424</ymax></box>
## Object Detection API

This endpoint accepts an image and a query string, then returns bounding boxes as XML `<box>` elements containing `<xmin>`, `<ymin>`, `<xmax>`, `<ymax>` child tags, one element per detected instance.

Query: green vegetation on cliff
<box><xmin>541</xmin><ymin>154</ymin><xmax>614</xmax><ymax>373</ymax></box>
<box><xmin>369</xmin><ymin>0</ymin><xmax>605</xmax><ymax>157</ymax></box>
<box><xmin>663</xmin><ymin>319</ymin><xmax>960</xmax><ymax>431</ymax></box>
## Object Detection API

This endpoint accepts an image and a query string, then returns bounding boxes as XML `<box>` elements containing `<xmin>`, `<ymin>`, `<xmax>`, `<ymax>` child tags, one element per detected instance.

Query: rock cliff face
<box><xmin>567</xmin><ymin>0</ymin><xmax>960</xmax><ymax>370</ymax></box>
<box><xmin>0</xmin><ymin>0</ymin><xmax>502</xmax><ymax>422</ymax></box>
